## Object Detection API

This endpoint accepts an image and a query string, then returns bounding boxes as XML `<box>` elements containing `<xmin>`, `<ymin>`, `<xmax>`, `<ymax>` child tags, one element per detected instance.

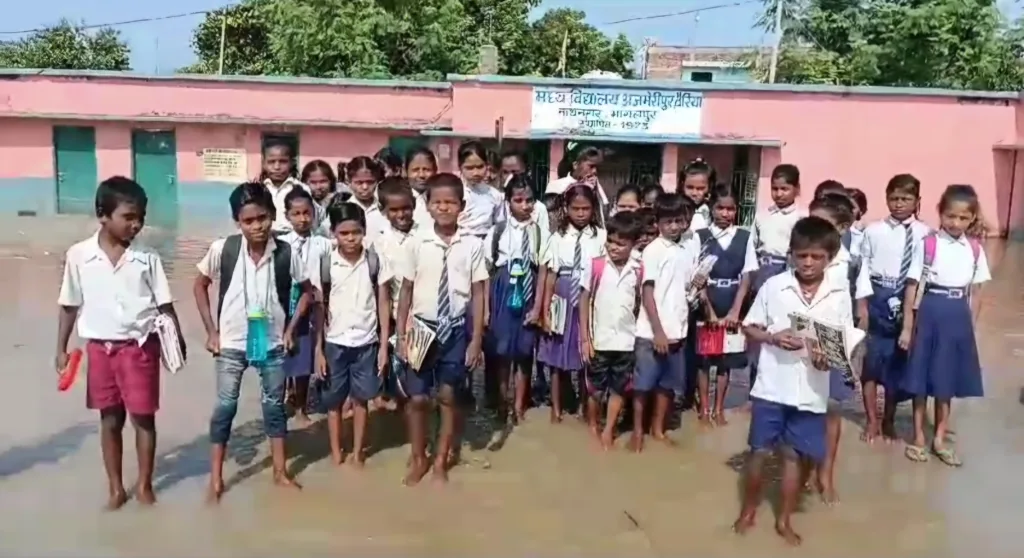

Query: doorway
<box><xmin>53</xmin><ymin>126</ymin><xmax>98</xmax><ymax>216</ymax></box>
<box><xmin>132</xmin><ymin>130</ymin><xmax>179</xmax><ymax>227</ymax></box>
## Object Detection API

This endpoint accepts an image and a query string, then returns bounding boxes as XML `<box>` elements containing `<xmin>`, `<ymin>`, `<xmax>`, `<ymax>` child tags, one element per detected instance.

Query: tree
<box><xmin>757</xmin><ymin>0</ymin><xmax>1024</xmax><ymax>90</ymax></box>
<box><xmin>0</xmin><ymin>20</ymin><xmax>130</xmax><ymax>71</ymax></box>
<box><xmin>179</xmin><ymin>0</ymin><xmax>634</xmax><ymax>79</ymax></box>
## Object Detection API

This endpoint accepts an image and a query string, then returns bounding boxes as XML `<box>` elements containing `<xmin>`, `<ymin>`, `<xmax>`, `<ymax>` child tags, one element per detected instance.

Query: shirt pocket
<box><xmin>448</xmin><ymin>250</ymin><xmax>473</xmax><ymax>297</ymax></box>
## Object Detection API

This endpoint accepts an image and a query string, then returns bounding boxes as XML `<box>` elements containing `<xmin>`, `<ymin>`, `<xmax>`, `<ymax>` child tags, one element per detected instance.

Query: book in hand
<box><xmin>547</xmin><ymin>294</ymin><xmax>567</xmax><ymax>335</ymax></box>
<box><xmin>405</xmin><ymin>317</ymin><xmax>437</xmax><ymax>372</ymax></box>
<box><xmin>687</xmin><ymin>255</ymin><xmax>719</xmax><ymax>304</ymax></box>
<box><xmin>788</xmin><ymin>313</ymin><xmax>866</xmax><ymax>385</ymax></box>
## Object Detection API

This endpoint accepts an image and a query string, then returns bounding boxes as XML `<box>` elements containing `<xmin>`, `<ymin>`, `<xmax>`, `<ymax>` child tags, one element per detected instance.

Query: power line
<box><xmin>603</xmin><ymin>0</ymin><xmax>761</xmax><ymax>25</ymax></box>
<box><xmin>0</xmin><ymin>4</ymin><xmax>239</xmax><ymax>35</ymax></box>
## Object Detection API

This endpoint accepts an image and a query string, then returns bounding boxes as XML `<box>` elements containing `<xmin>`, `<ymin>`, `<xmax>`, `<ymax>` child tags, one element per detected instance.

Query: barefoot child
<box><xmin>899</xmin><ymin>185</ymin><xmax>988</xmax><ymax>466</ymax></box>
<box><xmin>193</xmin><ymin>182</ymin><xmax>314</xmax><ymax>502</ymax></box>
<box><xmin>633</xmin><ymin>193</ymin><xmax>693</xmax><ymax>451</ymax></box>
<box><xmin>395</xmin><ymin>173</ymin><xmax>487</xmax><ymax>485</ymax></box>
<box><xmin>680</xmin><ymin>158</ymin><xmax>715</xmax><ymax>231</ymax></box>
<box><xmin>484</xmin><ymin>174</ymin><xmax>547</xmax><ymax>423</ymax></box>
<box><xmin>346</xmin><ymin>156</ymin><xmax>389</xmax><ymax>244</ymax></box>
<box><xmin>735</xmin><ymin>216</ymin><xmax>851</xmax><ymax>546</ymax></box>
<box><xmin>538</xmin><ymin>184</ymin><xmax>606</xmax><ymax>422</ymax></box>
<box><xmin>56</xmin><ymin>177</ymin><xmax>182</xmax><ymax>509</ymax></box>
<box><xmin>319</xmin><ymin>202</ymin><xmax>392</xmax><ymax>467</ymax></box>
<box><xmin>405</xmin><ymin>147</ymin><xmax>438</xmax><ymax>229</ymax></box>
<box><xmin>695</xmin><ymin>185</ymin><xmax>757</xmax><ymax>426</ymax></box>
<box><xmin>279</xmin><ymin>187</ymin><xmax>334</xmax><ymax>427</ymax></box>
<box><xmin>855</xmin><ymin>174</ymin><xmax>929</xmax><ymax>443</ymax></box>
<box><xmin>578</xmin><ymin>212</ymin><xmax>643</xmax><ymax>448</ymax></box>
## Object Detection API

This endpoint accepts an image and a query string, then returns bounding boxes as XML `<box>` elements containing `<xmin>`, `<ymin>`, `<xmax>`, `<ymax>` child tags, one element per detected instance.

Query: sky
<box><xmin>1</xmin><ymin>0</ymin><xmax>771</xmax><ymax>74</ymax></box>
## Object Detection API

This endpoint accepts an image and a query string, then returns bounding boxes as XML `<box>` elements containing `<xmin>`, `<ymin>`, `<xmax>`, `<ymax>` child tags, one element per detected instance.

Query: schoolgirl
<box><xmin>538</xmin><ymin>184</ymin><xmax>606</xmax><ymax>422</ymax></box>
<box><xmin>640</xmin><ymin>182</ymin><xmax>664</xmax><ymax>209</ymax></box>
<box><xmin>680</xmin><ymin>158</ymin><xmax>716</xmax><ymax>231</ymax></box>
<box><xmin>457</xmin><ymin>141</ymin><xmax>504</xmax><ymax>238</ymax></box>
<box><xmin>259</xmin><ymin>140</ymin><xmax>308</xmax><ymax>234</ymax></box>
<box><xmin>899</xmin><ymin>185</ymin><xmax>989</xmax><ymax>466</ymax></box>
<box><xmin>854</xmin><ymin>174</ymin><xmax>930</xmax><ymax>443</ymax></box>
<box><xmin>614</xmin><ymin>184</ymin><xmax>643</xmax><ymax>214</ymax></box>
<box><xmin>751</xmin><ymin>164</ymin><xmax>805</xmax><ymax>292</ymax></box>
<box><xmin>695</xmin><ymin>185</ymin><xmax>758</xmax><ymax>426</ymax></box>
<box><xmin>405</xmin><ymin>146</ymin><xmax>438</xmax><ymax>229</ymax></box>
<box><xmin>484</xmin><ymin>175</ymin><xmax>547</xmax><ymax>422</ymax></box>
<box><xmin>346</xmin><ymin>156</ymin><xmax>389</xmax><ymax>244</ymax></box>
<box><xmin>300</xmin><ymin>159</ymin><xmax>338</xmax><ymax>237</ymax></box>
<box><xmin>374</xmin><ymin>147</ymin><xmax>404</xmax><ymax>178</ymax></box>
<box><xmin>545</xmin><ymin>147</ymin><xmax>610</xmax><ymax>222</ymax></box>
<box><xmin>847</xmin><ymin>187</ymin><xmax>869</xmax><ymax>269</ymax></box>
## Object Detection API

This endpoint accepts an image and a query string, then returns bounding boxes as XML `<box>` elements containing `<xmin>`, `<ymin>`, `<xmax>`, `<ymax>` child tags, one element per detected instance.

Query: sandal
<box><xmin>904</xmin><ymin>444</ymin><xmax>930</xmax><ymax>463</ymax></box>
<box><xmin>931</xmin><ymin>445</ymin><xmax>963</xmax><ymax>467</ymax></box>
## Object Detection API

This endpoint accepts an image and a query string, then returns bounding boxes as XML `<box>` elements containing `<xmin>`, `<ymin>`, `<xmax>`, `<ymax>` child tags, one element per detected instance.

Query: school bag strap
<box><xmin>490</xmin><ymin>221</ymin><xmax>541</xmax><ymax>269</ymax></box>
<box><xmin>320</xmin><ymin>247</ymin><xmax>380</xmax><ymax>290</ymax></box>
<box><xmin>589</xmin><ymin>256</ymin><xmax>644</xmax><ymax>316</ymax></box>
<box><xmin>217</xmin><ymin>234</ymin><xmax>293</xmax><ymax>321</ymax></box>
<box><xmin>922</xmin><ymin>231</ymin><xmax>981</xmax><ymax>273</ymax></box>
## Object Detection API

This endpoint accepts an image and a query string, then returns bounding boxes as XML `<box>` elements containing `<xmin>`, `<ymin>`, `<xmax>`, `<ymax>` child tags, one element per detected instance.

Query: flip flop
<box><xmin>904</xmin><ymin>444</ymin><xmax>929</xmax><ymax>463</ymax></box>
<box><xmin>931</xmin><ymin>445</ymin><xmax>963</xmax><ymax>467</ymax></box>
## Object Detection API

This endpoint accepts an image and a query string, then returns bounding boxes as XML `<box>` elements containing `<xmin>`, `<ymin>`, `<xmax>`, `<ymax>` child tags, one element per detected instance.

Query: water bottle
<box><xmin>507</xmin><ymin>260</ymin><xmax>525</xmax><ymax>311</ymax></box>
<box><xmin>289</xmin><ymin>282</ymin><xmax>302</xmax><ymax>316</ymax></box>
<box><xmin>246</xmin><ymin>310</ymin><xmax>270</xmax><ymax>364</ymax></box>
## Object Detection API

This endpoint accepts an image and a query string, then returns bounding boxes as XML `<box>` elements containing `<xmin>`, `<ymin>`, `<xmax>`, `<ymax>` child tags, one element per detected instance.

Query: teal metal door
<box><xmin>53</xmin><ymin>126</ymin><xmax>98</xmax><ymax>216</ymax></box>
<box><xmin>132</xmin><ymin>130</ymin><xmax>179</xmax><ymax>226</ymax></box>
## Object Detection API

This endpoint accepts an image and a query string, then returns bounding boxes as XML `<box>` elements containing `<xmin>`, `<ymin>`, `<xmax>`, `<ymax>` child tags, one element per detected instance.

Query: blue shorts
<box><xmin>633</xmin><ymin>338</ymin><xmax>685</xmax><ymax>393</ymax></box>
<box><xmin>322</xmin><ymin>342</ymin><xmax>379</xmax><ymax>407</ymax></box>
<box><xmin>400</xmin><ymin>317</ymin><xmax>468</xmax><ymax>399</ymax></box>
<box><xmin>747</xmin><ymin>398</ymin><xmax>827</xmax><ymax>463</ymax></box>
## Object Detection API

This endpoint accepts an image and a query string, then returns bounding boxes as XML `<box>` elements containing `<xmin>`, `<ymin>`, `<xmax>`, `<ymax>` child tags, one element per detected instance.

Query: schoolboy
<box><xmin>193</xmin><ymin>182</ymin><xmax>315</xmax><ymax>503</ymax></box>
<box><xmin>735</xmin><ymin>216</ymin><xmax>851</xmax><ymax>546</ymax></box>
<box><xmin>395</xmin><ymin>173</ymin><xmax>487</xmax><ymax>486</ymax></box>
<box><xmin>56</xmin><ymin>176</ymin><xmax>182</xmax><ymax>510</ymax></box>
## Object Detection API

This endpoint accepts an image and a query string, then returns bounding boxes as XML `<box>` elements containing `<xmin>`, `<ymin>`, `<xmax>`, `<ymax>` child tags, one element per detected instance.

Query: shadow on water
<box><xmin>153</xmin><ymin>419</ymin><xmax>268</xmax><ymax>493</ymax></box>
<box><xmin>0</xmin><ymin>422</ymin><xmax>95</xmax><ymax>479</ymax></box>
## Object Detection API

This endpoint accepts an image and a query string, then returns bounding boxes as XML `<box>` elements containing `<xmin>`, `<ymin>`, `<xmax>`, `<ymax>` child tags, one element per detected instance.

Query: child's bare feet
<box><xmin>881</xmin><ymin>420</ymin><xmax>898</xmax><ymax>443</ymax></box>
<box><xmin>713</xmin><ymin>412</ymin><xmax>729</xmax><ymax>427</ymax></box>
<box><xmin>860</xmin><ymin>421</ymin><xmax>881</xmax><ymax>443</ymax></box>
<box><xmin>817</xmin><ymin>481</ymin><xmax>839</xmax><ymax>506</ymax></box>
<box><xmin>135</xmin><ymin>483</ymin><xmax>157</xmax><ymax>506</ymax></box>
<box><xmin>775</xmin><ymin>520</ymin><xmax>803</xmax><ymax>546</ymax></box>
<box><xmin>549</xmin><ymin>409</ymin><xmax>562</xmax><ymax>424</ymax></box>
<box><xmin>626</xmin><ymin>433</ymin><xmax>644</xmax><ymax>453</ymax></box>
<box><xmin>431</xmin><ymin>459</ymin><xmax>449</xmax><ymax>484</ymax></box>
<box><xmin>403</xmin><ymin>457</ymin><xmax>430</xmax><ymax>486</ymax></box>
<box><xmin>350</xmin><ymin>451</ymin><xmax>366</xmax><ymax>469</ymax></box>
<box><xmin>105</xmin><ymin>488</ymin><xmax>129</xmax><ymax>511</ymax></box>
<box><xmin>651</xmin><ymin>431</ymin><xmax>677</xmax><ymax>447</ymax></box>
<box><xmin>293</xmin><ymin>411</ymin><xmax>313</xmax><ymax>429</ymax></box>
<box><xmin>205</xmin><ymin>481</ymin><xmax>224</xmax><ymax>505</ymax></box>
<box><xmin>732</xmin><ymin>510</ymin><xmax>756</xmax><ymax>535</ymax></box>
<box><xmin>331</xmin><ymin>450</ymin><xmax>347</xmax><ymax>466</ymax></box>
<box><xmin>698</xmin><ymin>410</ymin><xmax>712</xmax><ymax>427</ymax></box>
<box><xmin>273</xmin><ymin>472</ymin><xmax>302</xmax><ymax>490</ymax></box>
<box><xmin>599</xmin><ymin>429</ymin><xmax>614</xmax><ymax>451</ymax></box>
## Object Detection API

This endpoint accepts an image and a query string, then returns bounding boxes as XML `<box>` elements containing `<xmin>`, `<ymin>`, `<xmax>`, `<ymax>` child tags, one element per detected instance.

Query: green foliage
<box><xmin>757</xmin><ymin>0</ymin><xmax>1024</xmax><ymax>90</ymax></box>
<box><xmin>180</xmin><ymin>0</ymin><xmax>634</xmax><ymax>79</ymax></box>
<box><xmin>0</xmin><ymin>20</ymin><xmax>130</xmax><ymax>71</ymax></box>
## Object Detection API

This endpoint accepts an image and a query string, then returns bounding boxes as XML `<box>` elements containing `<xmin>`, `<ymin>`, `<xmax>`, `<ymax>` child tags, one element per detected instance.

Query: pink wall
<box><xmin>0</xmin><ymin>120</ymin><xmax>51</xmax><ymax>178</ymax></box>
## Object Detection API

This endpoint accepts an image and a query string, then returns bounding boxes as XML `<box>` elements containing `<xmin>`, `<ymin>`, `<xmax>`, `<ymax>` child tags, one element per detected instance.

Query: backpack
<box><xmin>491</xmin><ymin>220</ymin><xmax>541</xmax><ymax>269</ymax></box>
<box><xmin>320</xmin><ymin>247</ymin><xmax>380</xmax><ymax>292</ymax></box>
<box><xmin>590</xmin><ymin>256</ymin><xmax>644</xmax><ymax>318</ymax></box>
<box><xmin>218</xmin><ymin>234</ymin><xmax>293</xmax><ymax>321</ymax></box>
<box><xmin>922</xmin><ymin>231</ymin><xmax>981</xmax><ymax>284</ymax></box>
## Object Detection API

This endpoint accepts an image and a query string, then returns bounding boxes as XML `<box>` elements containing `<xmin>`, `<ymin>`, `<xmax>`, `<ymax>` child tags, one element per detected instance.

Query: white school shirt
<box><xmin>278</xmin><ymin>231</ymin><xmax>333</xmax><ymax>292</ymax></box>
<box><xmin>704</xmin><ymin>224</ymin><xmax>759</xmax><ymax>274</ymax></box>
<box><xmin>460</xmin><ymin>183</ymin><xmax>504</xmax><ymax>237</ymax></box>
<box><xmin>58</xmin><ymin>233</ymin><xmax>174</xmax><ymax>341</ymax></box>
<box><xmin>483</xmin><ymin>216</ymin><xmax>549</xmax><ymax>268</ymax></box>
<box><xmin>854</xmin><ymin>217</ymin><xmax>931</xmax><ymax>299</ymax></box>
<box><xmin>744</xmin><ymin>271</ymin><xmax>853</xmax><ymax>413</ymax></box>
<box><xmin>636</xmin><ymin>236</ymin><xmax>694</xmax><ymax>341</ymax></box>
<box><xmin>580</xmin><ymin>256</ymin><xmax>642</xmax><ymax>351</ymax></box>
<box><xmin>265</xmin><ymin>177</ymin><xmax>312</xmax><ymax>233</ymax></box>
<box><xmin>398</xmin><ymin>227</ymin><xmax>489</xmax><ymax>321</ymax></box>
<box><xmin>312</xmin><ymin>197</ymin><xmax>334</xmax><ymax>238</ymax></box>
<box><xmin>691</xmin><ymin>204</ymin><xmax>710</xmax><ymax>231</ymax></box>
<box><xmin>351</xmin><ymin>196</ymin><xmax>390</xmax><ymax>245</ymax></box>
<box><xmin>824</xmin><ymin>244</ymin><xmax>853</xmax><ymax>291</ymax></box>
<box><xmin>412</xmin><ymin>189</ymin><xmax>433</xmax><ymax>230</ymax></box>
<box><xmin>752</xmin><ymin>204</ymin><xmax>806</xmax><ymax>257</ymax></box>
<box><xmin>373</xmin><ymin>225</ymin><xmax>414</xmax><ymax>319</ymax></box>
<box><xmin>542</xmin><ymin>226</ymin><xmax>607</xmax><ymax>271</ymax></box>
<box><xmin>848</xmin><ymin>224</ymin><xmax>865</xmax><ymax>260</ymax></box>
<box><xmin>325</xmin><ymin>248</ymin><xmax>394</xmax><ymax>347</ymax></box>
<box><xmin>906</xmin><ymin>230</ymin><xmax>991</xmax><ymax>287</ymax></box>
<box><xmin>196</xmin><ymin>236</ymin><xmax>307</xmax><ymax>352</ymax></box>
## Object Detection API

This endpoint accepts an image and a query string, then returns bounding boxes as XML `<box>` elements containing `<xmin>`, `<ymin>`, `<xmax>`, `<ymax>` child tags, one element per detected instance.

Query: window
<box><xmin>690</xmin><ymin>71</ymin><xmax>714</xmax><ymax>82</ymax></box>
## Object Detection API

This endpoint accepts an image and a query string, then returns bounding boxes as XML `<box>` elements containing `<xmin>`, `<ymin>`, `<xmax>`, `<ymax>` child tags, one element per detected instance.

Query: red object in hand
<box><xmin>696</xmin><ymin>323</ymin><xmax>726</xmax><ymax>356</ymax></box>
<box><xmin>58</xmin><ymin>348</ymin><xmax>83</xmax><ymax>392</ymax></box>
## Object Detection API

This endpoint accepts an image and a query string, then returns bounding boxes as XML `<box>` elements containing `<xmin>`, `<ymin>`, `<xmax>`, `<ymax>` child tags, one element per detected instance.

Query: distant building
<box><xmin>645</xmin><ymin>45</ymin><xmax>770</xmax><ymax>83</ymax></box>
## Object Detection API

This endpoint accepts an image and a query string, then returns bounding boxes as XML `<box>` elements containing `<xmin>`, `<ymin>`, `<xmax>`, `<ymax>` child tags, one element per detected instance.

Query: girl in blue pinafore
<box><xmin>538</xmin><ymin>184</ymin><xmax>606</xmax><ymax>423</ymax></box>
<box><xmin>485</xmin><ymin>176</ymin><xmax>546</xmax><ymax>423</ymax></box>
<box><xmin>695</xmin><ymin>185</ymin><xmax>756</xmax><ymax>426</ymax></box>
<box><xmin>900</xmin><ymin>185</ymin><xmax>989</xmax><ymax>467</ymax></box>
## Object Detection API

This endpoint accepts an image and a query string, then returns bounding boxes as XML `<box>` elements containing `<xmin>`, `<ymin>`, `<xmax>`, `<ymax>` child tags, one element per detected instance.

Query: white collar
<box><xmin>779</xmin><ymin>270</ymin><xmax>846</xmax><ymax>304</ymax></box>
<box><xmin>769</xmin><ymin>203</ymin><xmax>797</xmax><ymax>215</ymax></box>
<box><xmin>885</xmin><ymin>215</ymin><xmax>917</xmax><ymax>228</ymax></box>
<box><xmin>81</xmin><ymin>232</ymin><xmax>145</xmax><ymax>264</ymax></box>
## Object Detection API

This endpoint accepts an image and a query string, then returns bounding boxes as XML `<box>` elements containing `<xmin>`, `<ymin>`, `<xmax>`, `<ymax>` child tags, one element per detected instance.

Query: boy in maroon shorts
<box><xmin>55</xmin><ymin>176</ymin><xmax>183</xmax><ymax>510</ymax></box>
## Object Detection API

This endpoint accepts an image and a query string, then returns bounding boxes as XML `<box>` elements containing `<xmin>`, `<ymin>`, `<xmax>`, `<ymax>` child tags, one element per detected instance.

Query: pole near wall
<box><xmin>217</xmin><ymin>13</ymin><xmax>228</xmax><ymax>75</ymax></box>
<box><xmin>768</xmin><ymin>0</ymin><xmax>784</xmax><ymax>84</ymax></box>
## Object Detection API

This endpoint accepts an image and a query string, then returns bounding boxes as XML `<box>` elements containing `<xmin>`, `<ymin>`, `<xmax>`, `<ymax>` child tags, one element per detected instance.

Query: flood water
<box><xmin>1</xmin><ymin>215</ymin><xmax>1022</xmax><ymax>557</ymax></box>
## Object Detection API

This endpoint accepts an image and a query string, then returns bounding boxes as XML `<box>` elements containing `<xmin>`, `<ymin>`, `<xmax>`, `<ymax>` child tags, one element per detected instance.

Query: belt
<box><xmin>758</xmin><ymin>254</ymin><xmax>787</xmax><ymax>266</ymax></box>
<box><xmin>415</xmin><ymin>315</ymin><xmax>467</xmax><ymax>329</ymax></box>
<box><xmin>925</xmin><ymin>285</ymin><xmax>967</xmax><ymax>299</ymax></box>
<box><xmin>870</xmin><ymin>275</ymin><xmax>903</xmax><ymax>289</ymax></box>
<box><xmin>557</xmin><ymin>267</ymin><xmax>577</xmax><ymax>277</ymax></box>
<box><xmin>707</xmin><ymin>278</ymin><xmax>740</xmax><ymax>288</ymax></box>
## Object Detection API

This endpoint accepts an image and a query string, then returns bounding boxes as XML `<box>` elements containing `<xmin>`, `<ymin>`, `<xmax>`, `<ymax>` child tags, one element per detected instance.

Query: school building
<box><xmin>1</xmin><ymin>69</ymin><xmax>1022</xmax><ymax>236</ymax></box>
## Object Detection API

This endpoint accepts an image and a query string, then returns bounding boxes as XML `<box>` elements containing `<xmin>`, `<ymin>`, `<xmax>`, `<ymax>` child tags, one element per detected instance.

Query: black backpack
<box><xmin>217</xmin><ymin>234</ymin><xmax>293</xmax><ymax>321</ymax></box>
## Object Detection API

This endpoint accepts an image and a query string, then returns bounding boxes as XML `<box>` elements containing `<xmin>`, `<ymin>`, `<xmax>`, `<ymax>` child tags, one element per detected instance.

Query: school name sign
<box><xmin>530</xmin><ymin>87</ymin><xmax>703</xmax><ymax>137</ymax></box>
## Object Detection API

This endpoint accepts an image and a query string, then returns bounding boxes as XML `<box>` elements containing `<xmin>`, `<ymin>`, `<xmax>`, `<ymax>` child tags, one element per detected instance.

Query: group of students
<box><xmin>54</xmin><ymin>139</ymin><xmax>990</xmax><ymax>546</ymax></box>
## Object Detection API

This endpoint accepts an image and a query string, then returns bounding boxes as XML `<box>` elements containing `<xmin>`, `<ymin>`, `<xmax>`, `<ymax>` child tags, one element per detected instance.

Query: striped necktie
<box><xmin>897</xmin><ymin>223</ymin><xmax>912</xmax><ymax>287</ymax></box>
<box><xmin>520</xmin><ymin>225</ymin><xmax>534</xmax><ymax>302</ymax></box>
<box><xmin>569</xmin><ymin>234</ymin><xmax>583</xmax><ymax>308</ymax></box>
<box><xmin>436</xmin><ymin>246</ymin><xmax>453</xmax><ymax>343</ymax></box>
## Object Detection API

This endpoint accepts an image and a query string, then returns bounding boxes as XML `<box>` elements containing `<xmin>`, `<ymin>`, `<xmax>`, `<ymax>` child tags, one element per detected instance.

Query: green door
<box><xmin>132</xmin><ymin>130</ymin><xmax>178</xmax><ymax>227</ymax></box>
<box><xmin>53</xmin><ymin>126</ymin><xmax>98</xmax><ymax>216</ymax></box>
<box><xmin>388</xmin><ymin>136</ymin><xmax>428</xmax><ymax>160</ymax></box>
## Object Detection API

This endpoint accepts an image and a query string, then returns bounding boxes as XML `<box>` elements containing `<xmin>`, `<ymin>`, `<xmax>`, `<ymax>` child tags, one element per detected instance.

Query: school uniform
<box><xmin>696</xmin><ymin>225</ymin><xmax>758</xmax><ymax>371</ymax></box>
<box><xmin>58</xmin><ymin>234</ymin><xmax>171</xmax><ymax>415</ymax></box>
<box><xmin>278</xmin><ymin>231</ymin><xmax>332</xmax><ymax>379</ymax></box>
<box><xmin>691</xmin><ymin>204</ymin><xmax>710</xmax><ymax>231</ymax></box>
<box><xmin>322</xmin><ymin>248</ymin><xmax>392</xmax><ymax>406</ymax></box>
<box><xmin>545</xmin><ymin>177</ymin><xmax>610</xmax><ymax>224</ymax></box>
<box><xmin>900</xmin><ymin>231</ymin><xmax>988</xmax><ymax>399</ymax></box>
<box><xmin>265</xmin><ymin>177</ymin><xmax>314</xmax><ymax>234</ymax></box>
<box><xmin>197</xmin><ymin>236</ymin><xmax>306</xmax><ymax>444</ymax></box>
<box><xmin>396</xmin><ymin>226</ymin><xmax>488</xmax><ymax>397</ymax></box>
<box><xmin>484</xmin><ymin>216</ymin><xmax>547</xmax><ymax>359</ymax></box>
<box><xmin>373</xmin><ymin>225</ymin><xmax>413</xmax><ymax>397</ymax></box>
<box><xmin>351</xmin><ymin>196</ymin><xmax>390</xmax><ymax>245</ymax></box>
<box><xmin>412</xmin><ymin>189</ymin><xmax>433</xmax><ymax>230</ymax></box>
<box><xmin>854</xmin><ymin>217</ymin><xmax>931</xmax><ymax>393</ymax></box>
<box><xmin>460</xmin><ymin>182</ymin><xmax>504</xmax><ymax>238</ymax></box>
<box><xmin>750</xmin><ymin>203</ymin><xmax>806</xmax><ymax>291</ymax></box>
<box><xmin>537</xmin><ymin>226</ymin><xmax>607</xmax><ymax>371</ymax></box>
<box><xmin>635</xmin><ymin>236</ymin><xmax>693</xmax><ymax>393</ymax></box>
<box><xmin>580</xmin><ymin>255</ymin><xmax>642</xmax><ymax>398</ymax></box>
<box><xmin>744</xmin><ymin>271</ymin><xmax>852</xmax><ymax>462</ymax></box>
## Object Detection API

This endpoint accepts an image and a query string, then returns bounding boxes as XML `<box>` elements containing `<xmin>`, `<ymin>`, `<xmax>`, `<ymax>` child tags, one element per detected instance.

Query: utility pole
<box><xmin>768</xmin><ymin>0</ymin><xmax>784</xmax><ymax>84</ymax></box>
<box><xmin>217</xmin><ymin>12</ymin><xmax>228</xmax><ymax>75</ymax></box>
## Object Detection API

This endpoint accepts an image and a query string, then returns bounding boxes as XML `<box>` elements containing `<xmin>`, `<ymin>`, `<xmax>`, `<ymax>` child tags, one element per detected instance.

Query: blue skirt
<box><xmin>486</xmin><ymin>265</ymin><xmax>538</xmax><ymax>359</ymax></box>
<box><xmin>751</xmin><ymin>257</ymin><xmax>787</xmax><ymax>293</ymax></box>
<box><xmin>863</xmin><ymin>283</ymin><xmax>908</xmax><ymax>394</ymax></box>
<box><xmin>829</xmin><ymin>369</ymin><xmax>855</xmax><ymax>401</ymax></box>
<box><xmin>537</xmin><ymin>275</ymin><xmax>582</xmax><ymax>371</ymax></box>
<box><xmin>901</xmin><ymin>288</ymin><xmax>983</xmax><ymax>399</ymax></box>
<box><xmin>283</xmin><ymin>330</ymin><xmax>315</xmax><ymax>378</ymax></box>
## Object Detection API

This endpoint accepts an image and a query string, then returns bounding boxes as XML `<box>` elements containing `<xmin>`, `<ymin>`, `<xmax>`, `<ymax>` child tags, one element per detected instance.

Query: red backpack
<box><xmin>922</xmin><ymin>231</ymin><xmax>981</xmax><ymax>282</ymax></box>
<box><xmin>590</xmin><ymin>256</ymin><xmax>644</xmax><ymax>316</ymax></box>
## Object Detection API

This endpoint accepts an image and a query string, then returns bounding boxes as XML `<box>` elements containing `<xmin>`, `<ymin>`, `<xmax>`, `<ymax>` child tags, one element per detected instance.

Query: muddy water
<box><xmin>1</xmin><ymin>216</ymin><xmax>1022</xmax><ymax>557</ymax></box>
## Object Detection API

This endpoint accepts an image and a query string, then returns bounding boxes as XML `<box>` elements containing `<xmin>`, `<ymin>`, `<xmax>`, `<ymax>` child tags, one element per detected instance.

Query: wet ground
<box><xmin>1</xmin><ymin>215</ymin><xmax>1022</xmax><ymax>557</ymax></box>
